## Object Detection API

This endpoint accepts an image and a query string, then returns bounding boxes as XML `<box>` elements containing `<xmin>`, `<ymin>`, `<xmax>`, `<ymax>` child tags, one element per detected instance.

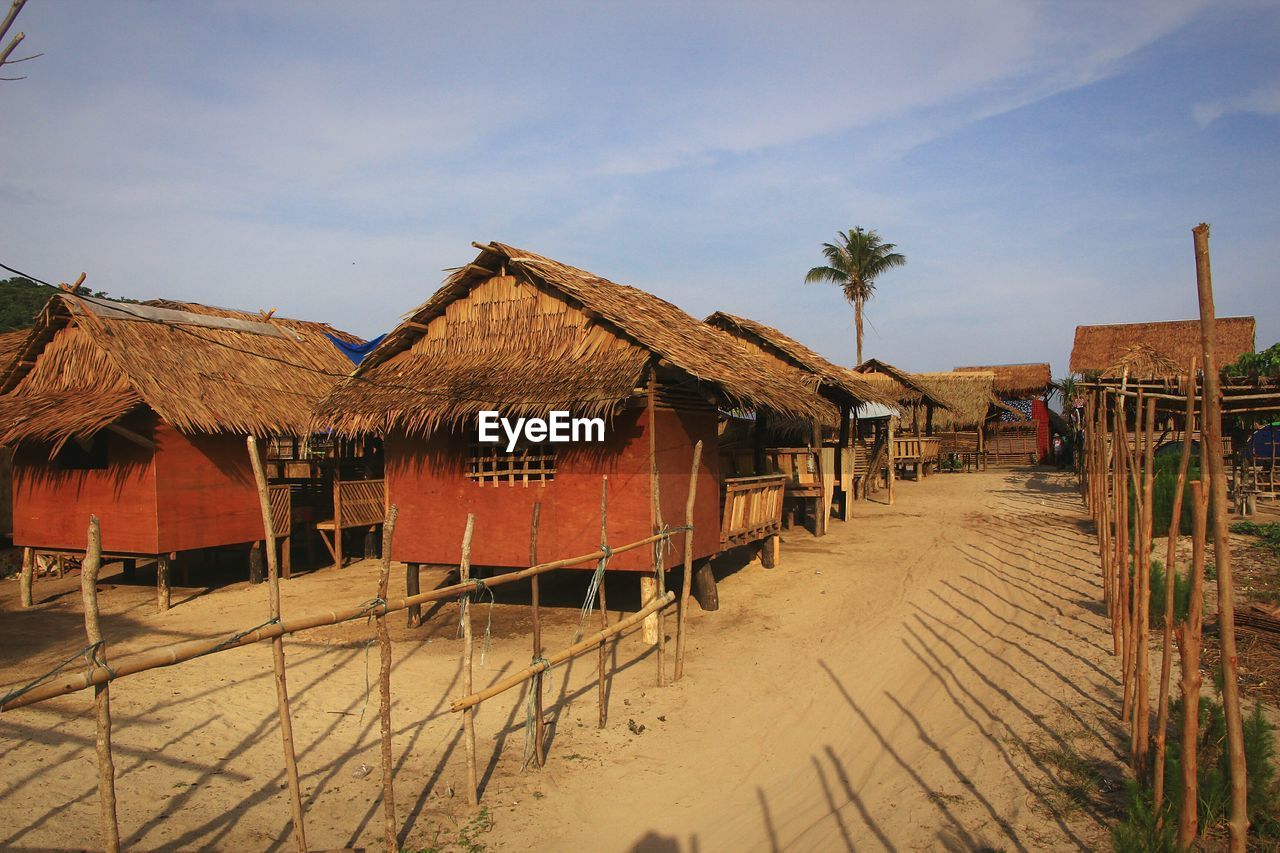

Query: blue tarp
<box><xmin>327</xmin><ymin>333</ymin><xmax>386</xmax><ymax>365</ymax></box>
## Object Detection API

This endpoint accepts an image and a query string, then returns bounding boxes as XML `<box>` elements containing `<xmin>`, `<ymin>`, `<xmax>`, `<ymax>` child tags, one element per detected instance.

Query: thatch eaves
<box><xmin>914</xmin><ymin>371</ymin><xmax>1020</xmax><ymax>428</ymax></box>
<box><xmin>853</xmin><ymin>359</ymin><xmax>951</xmax><ymax>411</ymax></box>
<box><xmin>0</xmin><ymin>328</ymin><xmax>29</xmax><ymax>373</ymax></box>
<box><xmin>0</xmin><ymin>293</ymin><xmax>360</xmax><ymax>447</ymax></box>
<box><xmin>318</xmin><ymin>243</ymin><xmax>829</xmax><ymax>436</ymax></box>
<box><xmin>704</xmin><ymin>312</ymin><xmax>896</xmax><ymax>409</ymax></box>
<box><xmin>1069</xmin><ymin>317</ymin><xmax>1255</xmax><ymax>376</ymax></box>
<box><xmin>953</xmin><ymin>362</ymin><xmax>1051</xmax><ymax>397</ymax></box>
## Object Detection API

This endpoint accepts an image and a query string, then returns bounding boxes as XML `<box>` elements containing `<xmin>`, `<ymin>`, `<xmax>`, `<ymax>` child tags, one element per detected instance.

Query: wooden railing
<box><xmin>771</xmin><ymin>447</ymin><xmax>823</xmax><ymax>496</ymax></box>
<box><xmin>720</xmin><ymin>475</ymin><xmax>786</xmax><ymax>548</ymax></box>
<box><xmin>337</xmin><ymin>478</ymin><xmax>386</xmax><ymax>529</ymax></box>
<box><xmin>919</xmin><ymin>437</ymin><xmax>941</xmax><ymax>463</ymax></box>
<box><xmin>268</xmin><ymin>484</ymin><xmax>291</xmax><ymax>538</ymax></box>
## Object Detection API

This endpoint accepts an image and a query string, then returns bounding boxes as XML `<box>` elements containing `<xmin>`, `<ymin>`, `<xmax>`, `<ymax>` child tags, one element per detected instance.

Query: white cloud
<box><xmin>1193</xmin><ymin>79</ymin><xmax>1280</xmax><ymax>126</ymax></box>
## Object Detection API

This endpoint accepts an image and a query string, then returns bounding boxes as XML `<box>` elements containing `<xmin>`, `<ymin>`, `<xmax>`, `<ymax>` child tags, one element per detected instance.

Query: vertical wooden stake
<box><xmin>332</xmin><ymin>462</ymin><xmax>343</xmax><ymax>569</ymax></box>
<box><xmin>529</xmin><ymin>502</ymin><xmax>545</xmax><ymax>764</ymax></box>
<box><xmin>675</xmin><ymin>441</ymin><xmax>703</xmax><ymax>682</ymax></box>
<box><xmin>458</xmin><ymin>514</ymin><xmax>479</xmax><ymax>806</ymax></box>
<box><xmin>19</xmin><ymin>546</ymin><xmax>33</xmax><ymax>608</ymax></box>
<box><xmin>156</xmin><ymin>554</ymin><xmax>171</xmax><ymax>612</ymax></box>
<box><xmin>247</xmin><ymin>436</ymin><xmax>308</xmax><ymax>853</ymax></box>
<box><xmin>1193</xmin><ymin>223</ymin><xmax>1248</xmax><ymax>850</ymax></box>
<box><xmin>81</xmin><ymin>516</ymin><xmax>120</xmax><ymax>853</ymax></box>
<box><xmin>376</xmin><ymin>504</ymin><xmax>399</xmax><ymax>853</ymax></box>
<box><xmin>1118</xmin><ymin>401</ymin><xmax>1134</xmax><ymax>726</ymax></box>
<box><xmin>886</xmin><ymin>417</ymin><xmax>896</xmax><ymax>506</ymax></box>
<box><xmin>598</xmin><ymin>477</ymin><xmax>610</xmax><ymax>729</ymax></box>
<box><xmin>647</xmin><ymin>370</ymin><xmax>667</xmax><ymax>683</ymax></box>
<box><xmin>405</xmin><ymin>564</ymin><xmax>421</xmax><ymax>628</ymax></box>
<box><xmin>1154</xmin><ymin>360</ymin><xmax>1196</xmax><ymax>810</ymax></box>
<box><xmin>1135</xmin><ymin>396</ymin><xmax>1156</xmax><ymax>775</ymax></box>
<box><xmin>1178</xmin><ymin>479</ymin><xmax>1209</xmax><ymax>850</ymax></box>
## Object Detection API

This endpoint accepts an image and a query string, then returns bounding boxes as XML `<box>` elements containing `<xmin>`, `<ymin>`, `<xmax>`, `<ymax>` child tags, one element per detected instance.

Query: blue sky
<box><xmin>3</xmin><ymin>1</ymin><xmax>1277</xmax><ymax>381</ymax></box>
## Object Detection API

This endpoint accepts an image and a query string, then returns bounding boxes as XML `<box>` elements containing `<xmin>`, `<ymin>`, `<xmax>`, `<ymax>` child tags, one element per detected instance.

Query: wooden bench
<box><xmin>317</xmin><ymin>478</ymin><xmax>385</xmax><ymax>567</ymax></box>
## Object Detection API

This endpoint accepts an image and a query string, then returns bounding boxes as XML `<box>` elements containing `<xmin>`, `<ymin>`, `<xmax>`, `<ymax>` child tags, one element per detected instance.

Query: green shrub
<box><xmin>1147</xmin><ymin>558</ymin><xmax>1191</xmax><ymax>629</ymax></box>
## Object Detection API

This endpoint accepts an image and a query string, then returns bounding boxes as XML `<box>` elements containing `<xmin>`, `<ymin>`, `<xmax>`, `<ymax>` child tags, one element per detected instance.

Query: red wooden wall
<box><xmin>385</xmin><ymin>405</ymin><xmax>721</xmax><ymax>572</ymax></box>
<box><xmin>12</xmin><ymin>410</ymin><xmax>268</xmax><ymax>555</ymax></box>
<box><xmin>1032</xmin><ymin>399</ymin><xmax>1050</xmax><ymax>462</ymax></box>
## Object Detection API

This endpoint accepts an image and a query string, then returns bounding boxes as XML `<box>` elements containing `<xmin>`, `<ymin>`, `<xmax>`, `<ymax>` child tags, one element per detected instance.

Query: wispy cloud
<box><xmin>1193</xmin><ymin>79</ymin><xmax>1280</xmax><ymax>125</ymax></box>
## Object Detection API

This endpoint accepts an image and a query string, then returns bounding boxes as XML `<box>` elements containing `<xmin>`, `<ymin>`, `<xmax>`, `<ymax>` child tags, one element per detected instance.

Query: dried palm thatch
<box><xmin>1069</xmin><ymin>317</ymin><xmax>1254</xmax><ymax>376</ymax></box>
<box><xmin>318</xmin><ymin>243</ymin><xmax>828</xmax><ymax>436</ymax></box>
<box><xmin>0</xmin><ymin>328</ymin><xmax>29</xmax><ymax>374</ymax></box>
<box><xmin>1100</xmin><ymin>344</ymin><xmax>1184</xmax><ymax>381</ymax></box>
<box><xmin>953</xmin><ymin>362</ymin><xmax>1051</xmax><ymax>397</ymax></box>
<box><xmin>852</xmin><ymin>359</ymin><xmax>951</xmax><ymax>410</ymax></box>
<box><xmin>0</xmin><ymin>294</ymin><xmax>360</xmax><ymax>449</ymax></box>
<box><xmin>704</xmin><ymin>312</ymin><xmax>896</xmax><ymax>409</ymax></box>
<box><xmin>914</xmin><ymin>371</ymin><xmax>1017</xmax><ymax>428</ymax></box>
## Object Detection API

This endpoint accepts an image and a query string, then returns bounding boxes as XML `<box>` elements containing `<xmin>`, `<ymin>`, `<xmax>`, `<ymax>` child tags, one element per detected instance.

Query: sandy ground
<box><xmin>0</xmin><ymin>468</ymin><xmax>1129</xmax><ymax>851</ymax></box>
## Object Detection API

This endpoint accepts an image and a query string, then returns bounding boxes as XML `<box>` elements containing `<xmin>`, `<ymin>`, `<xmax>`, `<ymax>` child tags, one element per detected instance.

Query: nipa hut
<box><xmin>704</xmin><ymin>312</ymin><xmax>895</xmax><ymax>522</ymax></box>
<box><xmin>317</xmin><ymin>242</ymin><xmax>827</xmax><ymax>607</ymax></box>
<box><xmin>954</xmin><ymin>362</ymin><xmax>1053</xmax><ymax>461</ymax></box>
<box><xmin>1070</xmin><ymin>317</ymin><xmax>1255</xmax><ymax>378</ymax></box>
<box><xmin>0</xmin><ymin>294</ymin><xmax>361</xmax><ymax>608</ymax></box>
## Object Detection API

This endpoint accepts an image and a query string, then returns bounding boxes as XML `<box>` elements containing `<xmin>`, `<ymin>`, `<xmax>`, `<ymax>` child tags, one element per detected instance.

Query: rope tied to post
<box><xmin>458</xmin><ymin>577</ymin><xmax>496</xmax><ymax>666</ymax></box>
<box><xmin>520</xmin><ymin>654</ymin><xmax>555</xmax><ymax>770</ymax></box>
<box><xmin>575</xmin><ymin>544</ymin><xmax>611</xmax><ymax>642</ymax></box>
<box><xmin>205</xmin><ymin>616</ymin><xmax>282</xmax><ymax>657</ymax></box>
<box><xmin>356</xmin><ymin>597</ymin><xmax>388</xmax><ymax>623</ymax></box>
<box><xmin>0</xmin><ymin>640</ymin><xmax>116</xmax><ymax>710</ymax></box>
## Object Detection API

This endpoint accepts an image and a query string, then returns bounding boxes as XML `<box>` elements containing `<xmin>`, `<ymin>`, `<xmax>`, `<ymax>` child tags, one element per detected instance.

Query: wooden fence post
<box><xmin>647</xmin><ymin>372</ymin><xmax>667</xmax><ymax>680</ymax></box>
<box><xmin>81</xmin><ymin>516</ymin><xmax>120</xmax><ymax>853</ymax></box>
<box><xmin>599</xmin><ymin>477</ymin><xmax>610</xmax><ymax>728</ymax></box>
<box><xmin>529</xmin><ymin>502</ymin><xmax>545</xmax><ymax>766</ymax></box>
<box><xmin>675</xmin><ymin>441</ymin><xmax>702</xmax><ymax>682</ymax></box>
<box><xmin>376</xmin><ymin>505</ymin><xmax>399</xmax><ymax>853</ymax></box>
<box><xmin>247</xmin><ymin>436</ymin><xmax>308</xmax><ymax>852</ymax></box>
<box><xmin>1178</xmin><ymin>479</ymin><xmax>1209</xmax><ymax>849</ymax></box>
<box><xmin>1135</xmin><ymin>396</ymin><xmax>1156</xmax><ymax>775</ymax></box>
<box><xmin>1193</xmin><ymin>222</ymin><xmax>1248</xmax><ymax>850</ymax></box>
<box><xmin>458</xmin><ymin>514</ymin><xmax>479</xmax><ymax>805</ymax></box>
<box><xmin>19</xmin><ymin>546</ymin><xmax>34</xmax><ymax>608</ymax></box>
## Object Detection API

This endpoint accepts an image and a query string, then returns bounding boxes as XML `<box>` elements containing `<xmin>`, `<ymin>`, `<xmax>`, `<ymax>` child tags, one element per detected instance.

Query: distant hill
<box><xmin>0</xmin><ymin>277</ymin><xmax>132</xmax><ymax>332</ymax></box>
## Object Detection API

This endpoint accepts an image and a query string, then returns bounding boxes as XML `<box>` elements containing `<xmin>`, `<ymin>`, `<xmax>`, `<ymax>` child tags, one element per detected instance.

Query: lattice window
<box><xmin>466</xmin><ymin>444</ymin><xmax>556</xmax><ymax>486</ymax></box>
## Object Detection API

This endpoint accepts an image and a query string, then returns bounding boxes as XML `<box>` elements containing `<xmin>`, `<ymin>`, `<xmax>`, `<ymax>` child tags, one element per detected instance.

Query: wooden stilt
<box><xmin>529</xmin><ymin>502</ymin><xmax>545</xmax><ymax>764</ymax></box>
<box><xmin>458</xmin><ymin>514</ymin><xmax>479</xmax><ymax>805</ymax></box>
<box><xmin>886</xmin><ymin>418</ymin><xmax>896</xmax><ymax>506</ymax></box>
<box><xmin>598</xmin><ymin>477</ymin><xmax>609</xmax><ymax>728</ymax></box>
<box><xmin>760</xmin><ymin>533</ymin><xmax>780</xmax><ymax>569</ymax></box>
<box><xmin>332</xmin><ymin>465</ymin><xmax>343</xmax><ymax>569</ymax></box>
<box><xmin>246</xmin><ymin>437</ymin><xmax>308</xmax><ymax>852</ymax></box>
<box><xmin>19</xmin><ymin>546</ymin><xmax>33</xmax><ymax>608</ymax></box>
<box><xmin>376</xmin><ymin>506</ymin><xmax>399</xmax><ymax>853</ymax></box>
<box><xmin>81</xmin><ymin>517</ymin><xmax>120</xmax><ymax>853</ymax></box>
<box><xmin>122</xmin><ymin>558</ymin><xmax>137</xmax><ymax>583</ymax></box>
<box><xmin>156</xmin><ymin>555</ymin><xmax>171</xmax><ymax>612</ymax></box>
<box><xmin>692</xmin><ymin>560</ymin><xmax>719</xmax><ymax>611</ymax></box>
<box><xmin>675</xmin><ymin>441</ymin><xmax>703</xmax><ymax>682</ymax></box>
<box><xmin>1193</xmin><ymin>223</ymin><xmax>1248</xmax><ymax>850</ymax></box>
<box><xmin>249</xmin><ymin>540</ymin><xmax>265</xmax><ymax>585</ymax></box>
<box><xmin>812</xmin><ymin>419</ymin><xmax>827</xmax><ymax>537</ymax></box>
<box><xmin>835</xmin><ymin>408</ymin><xmax>849</xmax><ymax>520</ymax></box>
<box><xmin>640</xmin><ymin>575</ymin><xmax>658</xmax><ymax>646</ymax></box>
<box><xmin>405</xmin><ymin>564</ymin><xmax>421</xmax><ymax>628</ymax></box>
<box><xmin>281</xmin><ymin>536</ymin><xmax>292</xmax><ymax>580</ymax></box>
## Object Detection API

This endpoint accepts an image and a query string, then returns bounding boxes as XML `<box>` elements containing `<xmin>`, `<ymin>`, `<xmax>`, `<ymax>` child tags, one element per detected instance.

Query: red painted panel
<box><xmin>1032</xmin><ymin>399</ymin><xmax>1050</xmax><ymax>462</ymax></box>
<box><xmin>386</xmin><ymin>406</ymin><xmax>721</xmax><ymax>572</ymax></box>
<box><xmin>12</xmin><ymin>410</ymin><xmax>160</xmax><ymax>554</ymax></box>
<box><xmin>154</xmin><ymin>425</ymin><xmax>265</xmax><ymax>553</ymax></box>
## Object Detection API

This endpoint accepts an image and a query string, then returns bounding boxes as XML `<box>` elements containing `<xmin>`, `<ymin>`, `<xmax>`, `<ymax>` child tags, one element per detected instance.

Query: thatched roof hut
<box><xmin>953</xmin><ymin>362</ymin><xmax>1051</xmax><ymax>398</ymax></box>
<box><xmin>0</xmin><ymin>294</ymin><xmax>360</xmax><ymax>450</ymax></box>
<box><xmin>1069</xmin><ymin>317</ymin><xmax>1255</xmax><ymax>376</ymax></box>
<box><xmin>703</xmin><ymin>312</ymin><xmax>895</xmax><ymax>411</ymax></box>
<box><xmin>319</xmin><ymin>242</ymin><xmax>828</xmax><ymax>435</ymax></box>
<box><xmin>914</xmin><ymin>371</ymin><xmax>1007</xmax><ymax>428</ymax></box>
<box><xmin>852</xmin><ymin>359</ymin><xmax>950</xmax><ymax>413</ymax></box>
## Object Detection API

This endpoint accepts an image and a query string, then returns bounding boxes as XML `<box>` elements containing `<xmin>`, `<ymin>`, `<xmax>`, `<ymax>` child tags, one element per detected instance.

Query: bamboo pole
<box><xmin>81</xmin><ymin>516</ymin><xmax>120</xmax><ymax>853</ymax></box>
<box><xmin>1118</xmin><ymin>402</ymin><xmax>1135</xmax><ymax>728</ymax></box>
<box><xmin>1178</xmin><ymin>480</ymin><xmax>1209</xmax><ymax>850</ymax></box>
<box><xmin>529</xmin><ymin>502</ymin><xmax>544</xmax><ymax>767</ymax></box>
<box><xmin>675</xmin><ymin>441</ymin><xmax>703</xmax><ymax>682</ymax></box>
<box><xmin>1136</xmin><ymin>396</ymin><xmax>1156</xmax><ymax>775</ymax></box>
<box><xmin>1153</xmin><ymin>360</ymin><xmax>1196</xmax><ymax>810</ymax></box>
<box><xmin>452</xmin><ymin>592</ymin><xmax>676</xmax><ymax>712</ymax></box>
<box><xmin>457</xmin><ymin>514</ymin><xmax>479</xmax><ymax>806</ymax></box>
<box><xmin>598</xmin><ymin>476</ymin><xmax>609</xmax><ymax>729</ymax></box>
<box><xmin>376</xmin><ymin>505</ymin><xmax>399</xmax><ymax>853</ymax></box>
<box><xmin>648</xmin><ymin>371</ymin><xmax>667</xmax><ymax>683</ymax></box>
<box><xmin>1194</xmin><ymin>223</ymin><xmax>1248</xmax><ymax>850</ymax></box>
<box><xmin>247</xmin><ymin>436</ymin><xmax>308</xmax><ymax>853</ymax></box>
<box><xmin>0</xmin><ymin>530</ymin><xmax>681</xmax><ymax>713</ymax></box>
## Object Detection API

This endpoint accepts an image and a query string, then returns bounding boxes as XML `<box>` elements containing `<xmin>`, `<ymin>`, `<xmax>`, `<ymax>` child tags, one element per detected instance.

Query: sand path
<box><xmin>0</xmin><ymin>467</ymin><xmax>1123</xmax><ymax>850</ymax></box>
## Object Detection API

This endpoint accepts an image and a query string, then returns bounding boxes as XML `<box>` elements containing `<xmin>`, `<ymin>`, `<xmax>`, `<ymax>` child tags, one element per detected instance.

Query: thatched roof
<box><xmin>0</xmin><ymin>328</ymin><xmax>29</xmax><ymax>373</ymax></box>
<box><xmin>704</xmin><ymin>312</ymin><xmax>895</xmax><ymax>409</ymax></box>
<box><xmin>1100</xmin><ymin>344</ymin><xmax>1184</xmax><ymax>381</ymax></box>
<box><xmin>318</xmin><ymin>243</ymin><xmax>828</xmax><ymax>436</ymax></box>
<box><xmin>853</xmin><ymin>359</ymin><xmax>951</xmax><ymax>410</ymax></box>
<box><xmin>914</xmin><ymin>371</ymin><xmax>1019</xmax><ymax>428</ymax></box>
<box><xmin>1069</xmin><ymin>317</ymin><xmax>1255</xmax><ymax>376</ymax></box>
<box><xmin>953</xmin><ymin>362</ymin><xmax>1051</xmax><ymax>397</ymax></box>
<box><xmin>0</xmin><ymin>294</ymin><xmax>360</xmax><ymax>449</ymax></box>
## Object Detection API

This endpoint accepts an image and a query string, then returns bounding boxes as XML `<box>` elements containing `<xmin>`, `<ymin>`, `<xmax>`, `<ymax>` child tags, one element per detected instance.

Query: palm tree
<box><xmin>805</xmin><ymin>227</ymin><xmax>906</xmax><ymax>365</ymax></box>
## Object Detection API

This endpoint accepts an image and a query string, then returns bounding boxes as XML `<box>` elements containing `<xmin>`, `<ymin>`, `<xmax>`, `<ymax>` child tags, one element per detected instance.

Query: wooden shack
<box><xmin>317</xmin><ymin>242</ymin><xmax>826</xmax><ymax>601</ymax></box>
<box><xmin>704</xmin><ymin>312</ymin><xmax>894</xmax><ymax>523</ymax></box>
<box><xmin>955</xmin><ymin>362</ymin><xmax>1053</xmax><ymax>462</ymax></box>
<box><xmin>1070</xmin><ymin>317</ymin><xmax>1255</xmax><ymax>377</ymax></box>
<box><xmin>0</xmin><ymin>295</ymin><xmax>360</xmax><ymax>608</ymax></box>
